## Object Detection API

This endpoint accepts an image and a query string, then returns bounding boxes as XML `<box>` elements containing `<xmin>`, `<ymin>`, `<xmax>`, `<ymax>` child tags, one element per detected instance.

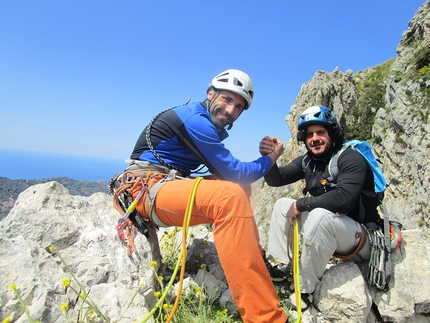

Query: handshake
<box><xmin>259</xmin><ymin>136</ymin><xmax>284</xmax><ymax>166</ymax></box>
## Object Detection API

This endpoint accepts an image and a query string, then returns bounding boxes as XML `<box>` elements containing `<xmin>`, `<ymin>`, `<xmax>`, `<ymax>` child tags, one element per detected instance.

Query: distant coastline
<box><xmin>0</xmin><ymin>148</ymin><xmax>127</xmax><ymax>181</ymax></box>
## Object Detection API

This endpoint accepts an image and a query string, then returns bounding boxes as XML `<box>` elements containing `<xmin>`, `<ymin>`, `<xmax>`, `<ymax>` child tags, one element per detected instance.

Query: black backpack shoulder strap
<box><xmin>327</xmin><ymin>144</ymin><xmax>350</xmax><ymax>183</ymax></box>
<box><xmin>302</xmin><ymin>154</ymin><xmax>311</xmax><ymax>173</ymax></box>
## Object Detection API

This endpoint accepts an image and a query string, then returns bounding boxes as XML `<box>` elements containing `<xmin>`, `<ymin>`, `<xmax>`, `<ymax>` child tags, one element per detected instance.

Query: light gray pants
<box><xmin>267</xmin><ymin>198</ymin><xmax>371</xmax><ymax>294</ymax></box>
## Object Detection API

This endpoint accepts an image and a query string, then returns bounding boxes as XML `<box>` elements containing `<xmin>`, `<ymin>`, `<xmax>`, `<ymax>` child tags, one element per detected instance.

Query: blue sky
<box><xmin>0</xmin><ymin>1</ymin><xmax>425</xmax><ymax>165</ymax></box>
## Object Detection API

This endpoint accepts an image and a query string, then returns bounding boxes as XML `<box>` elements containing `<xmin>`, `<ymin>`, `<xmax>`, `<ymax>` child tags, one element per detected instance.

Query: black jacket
<box><xmin>264</xmin><ymin>146</ymin><xmax>381</xmax><ymax>224</ymax></box>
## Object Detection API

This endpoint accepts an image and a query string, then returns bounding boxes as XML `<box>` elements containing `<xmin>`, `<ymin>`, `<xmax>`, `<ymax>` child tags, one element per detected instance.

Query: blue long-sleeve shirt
<box><xmin>130</xmin><ymin>101</ymin><xmax>272</xmax><ymax>186</ymax></box>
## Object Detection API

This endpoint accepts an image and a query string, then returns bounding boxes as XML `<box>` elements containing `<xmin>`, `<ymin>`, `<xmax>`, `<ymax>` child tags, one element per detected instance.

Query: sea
<box><xmin>0</xmin><ymin>148</ymin><xmax>128</xmax><ymax>182</ymax></box>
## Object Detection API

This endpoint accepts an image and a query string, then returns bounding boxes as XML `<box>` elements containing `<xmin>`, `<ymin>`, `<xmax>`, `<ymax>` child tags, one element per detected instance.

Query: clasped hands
<box><xmin>259</xmin><ymin>136</ymin><xmax>284</xmax><ymax>166</ymax></box>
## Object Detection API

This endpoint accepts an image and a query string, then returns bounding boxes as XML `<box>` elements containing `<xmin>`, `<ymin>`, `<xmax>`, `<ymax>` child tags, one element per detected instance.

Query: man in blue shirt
<box><xmin>124</xmin><ymin>69</ymin><xmax>287</xmax><ymax>323</ymax></box>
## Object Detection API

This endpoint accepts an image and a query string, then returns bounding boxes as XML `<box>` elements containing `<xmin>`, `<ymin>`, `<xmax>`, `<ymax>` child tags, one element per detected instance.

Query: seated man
<box><xmin>119</xmin><ymin>69</ymin><xmax>287</xmax><ymax>323</ymax></box>
<box><xmin>260</xmin><ymin>106</ymin><xmax>381</xmax><ymax>310</ymax></box>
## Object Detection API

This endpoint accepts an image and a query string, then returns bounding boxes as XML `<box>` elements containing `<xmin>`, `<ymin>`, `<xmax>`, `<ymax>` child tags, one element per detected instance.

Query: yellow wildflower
<box><xmin>140</xmin><ymin>282</ymin><xmax>145</xmax><ymax>288</ymax></box>
<box><xmin>3</xmin><ymin>317</ymin><xmax>11</xmax><ymax>323</ymax></box>
<box><xmin>60</xmin><ymin>302</ymin><xmax>69</xmax><ymax>311</ymax></box>
<box><xmin>162</xmin><ymin>303</ymin><xmax>170</xmax><ymax>310</ymax></box>
<box><xmin>9</xmin><ymin>284</ymin><xmax>17</xmax><ymax>291</ymax></box>
<box><xmin>79</xmin><ymin>293</ymin><xmax>86</xmax><ymax>298</ymax></box>
<box><xmin>154</xmin><ymin>291</ymin><xmax>161</xmax><ymax>298</ymax></box>
<box><xmin>62</xmin><ymin>278</ymin><xmax>71</xmax><ymax>287</ymax></box>
<box><xmin>49</xmin><ymin>246</ymin><xmax>55</xmax><ymax>252</ymax></box>
<box><xmin>150</xmin><ymin>261</ymin><xmax>158</xmax><ymax>268</ymax></box>
<box><xmin>200</xmin><ymin>263</ymin><xmax>207</xmax><ymax>270</ymax></box>
<box><xmin>157</xmin><ymin>276</ymin><xmax>164</xmax><ymax>282</ymax></box>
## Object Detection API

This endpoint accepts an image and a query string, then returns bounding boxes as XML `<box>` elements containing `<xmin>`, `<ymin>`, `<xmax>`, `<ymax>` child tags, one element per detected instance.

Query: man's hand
<box><xmin>287</xmin><ymin>201</ymin><xmax>302</xmax><ymax>226</ymax></box>
<box><xmin>259</xmin><ymin>136</ymin><xmax>284</xmax><ymax>165</ymax></box>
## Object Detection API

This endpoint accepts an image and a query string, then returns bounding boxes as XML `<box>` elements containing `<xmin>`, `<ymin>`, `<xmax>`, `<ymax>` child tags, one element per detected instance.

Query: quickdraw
<box><xmin>367</xmin><ymin>227</ymin><xmax>387</xmax><ymax>290</ymax></box>
<box><xmin>115</xmin><ymin>181</ymin><xmax>149</xmax><ymax>243</ymax></box>
<box><xmin>366</xmin><ymin>220</ymin><xmax>403</xmax><ymax>291</ymax></box>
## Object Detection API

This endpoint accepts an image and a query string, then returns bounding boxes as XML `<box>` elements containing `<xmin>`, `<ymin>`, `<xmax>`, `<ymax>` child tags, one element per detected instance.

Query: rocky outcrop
<box><xmin>0</xmin><ymin>182</ymin><xmax>226</xmax><ymax>323</ymax></box>
<box><xmin>374</xmin><ymin>0</ymin><xmax>430</xmax><ymax>230</ymax></box>
<box><xmin>1</xmin><ymin>182</ymin><xmax>430</xmax><ymax>323</ymax></box>
<box><xmin>0</xmin><ymin>182</ymin><xmax>156</xmax><ymax>323</ymax></box>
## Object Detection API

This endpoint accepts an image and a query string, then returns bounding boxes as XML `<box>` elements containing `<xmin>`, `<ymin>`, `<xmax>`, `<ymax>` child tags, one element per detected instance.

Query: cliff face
<box><xmin>375</xmin><ymin>1</ymin><xmax>430</xmax><ymax>228</ymax></box>
<box><xmin>252</xmin><ymin>1</ymin><xmax>430</xmax><ymax>246</ymax></box>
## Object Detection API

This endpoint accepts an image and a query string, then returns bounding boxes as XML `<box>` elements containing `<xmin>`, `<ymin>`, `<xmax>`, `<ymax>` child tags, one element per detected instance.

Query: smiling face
<box><xmin>206</xmin><ymin>88</ymin><xmax>246</xmax><ymax>129</ymax></box>
<box><xmin>305</xmin><ymin>124</ymin><xmax>333</xmax><ymax>157</ymax></box>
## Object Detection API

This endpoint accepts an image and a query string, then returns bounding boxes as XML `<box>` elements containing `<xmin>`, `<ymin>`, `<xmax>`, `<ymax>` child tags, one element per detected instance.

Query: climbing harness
<box><xmin>333</xmin><ymin>224</ymin><xmax>368</xmax><ymax>259</ymax></box>
<box><xmin>140</xmin><ymin>177</ymin><xmax>203</xmax><ymax>323</ymax></box>
<box><xmin>109</xmin><ymin>168</ymin><xmax>177</xmax><ymax>255</ymax></box>
<box><xmin>292</xmin><ymin>218</ymin><xmax>302</xmax><ymax>323</ymax></box>
<box><xmin>110</xmin><ymin>162</ymin><xmax>206</xmax><ymax>321</ymax></box>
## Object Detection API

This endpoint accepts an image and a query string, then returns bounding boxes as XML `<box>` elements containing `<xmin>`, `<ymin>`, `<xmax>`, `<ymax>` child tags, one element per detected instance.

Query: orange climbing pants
<box><xmin>149</xmin><ymin>178</ymin><xmax>287</xmax><ymax>323</ymax></box>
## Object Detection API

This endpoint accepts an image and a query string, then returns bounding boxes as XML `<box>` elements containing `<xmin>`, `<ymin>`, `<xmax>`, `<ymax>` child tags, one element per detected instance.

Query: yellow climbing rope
<box><xmin>165</xmin><ymin>176</ymin><xmax>203</xmax><ymax>322</ymax></box>
<box><xmin>140</xmin><ymin>176</ymin><xmax>203</xmax><ymax>323</ymax></box>
<box><xmin>292</xmin><ymin>218</ymin><xmax>302</xmax><ymax>323</ymax></box>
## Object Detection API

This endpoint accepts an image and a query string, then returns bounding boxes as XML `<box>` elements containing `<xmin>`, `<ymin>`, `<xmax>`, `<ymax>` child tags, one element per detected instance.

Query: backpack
<box><xmin>302</xmin><ymin>140</ymin><xmax>386</xmax><ymax>201</ymax></box>
<box><xmin>328</xmin><ymin>140</ymin><xmax>387</xmax><ymax>203</ymax></box>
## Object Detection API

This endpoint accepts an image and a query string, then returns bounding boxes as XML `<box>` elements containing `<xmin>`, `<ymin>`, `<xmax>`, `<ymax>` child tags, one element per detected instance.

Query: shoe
<box><xmin>285</xmin><ymin>293</ymin><xmax>313</xmax><ymax>311</ymax></box>
<box><xmin>268</xmin><ymin>263</ymin><xmax>291</xmax><ymax>282</ymax></box>
<box><xmin>262</xmin><ymin>251</ymin><xmax>291</xmax><ymax>282</ymax></box>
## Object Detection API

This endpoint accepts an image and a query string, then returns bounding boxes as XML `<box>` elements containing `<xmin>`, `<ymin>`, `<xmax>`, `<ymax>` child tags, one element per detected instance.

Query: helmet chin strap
<box><xmin>227</xmin><ymin>123</ymin><xmax>233</xmax><ymax>130</ymax></box>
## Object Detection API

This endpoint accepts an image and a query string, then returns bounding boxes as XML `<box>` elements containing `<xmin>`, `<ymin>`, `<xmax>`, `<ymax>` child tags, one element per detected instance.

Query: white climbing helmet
<box><xmin>207</xmin><ymin>69</ymin><xmax>254</xmax><ymax>109</ymax></box>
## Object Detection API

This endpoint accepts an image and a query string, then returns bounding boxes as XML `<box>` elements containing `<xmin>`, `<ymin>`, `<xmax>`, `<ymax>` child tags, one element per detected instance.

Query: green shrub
<box><xmin>415</xmin><ymin>46</ymin><xmax>430</xmax><ymax>70</ymax></box>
